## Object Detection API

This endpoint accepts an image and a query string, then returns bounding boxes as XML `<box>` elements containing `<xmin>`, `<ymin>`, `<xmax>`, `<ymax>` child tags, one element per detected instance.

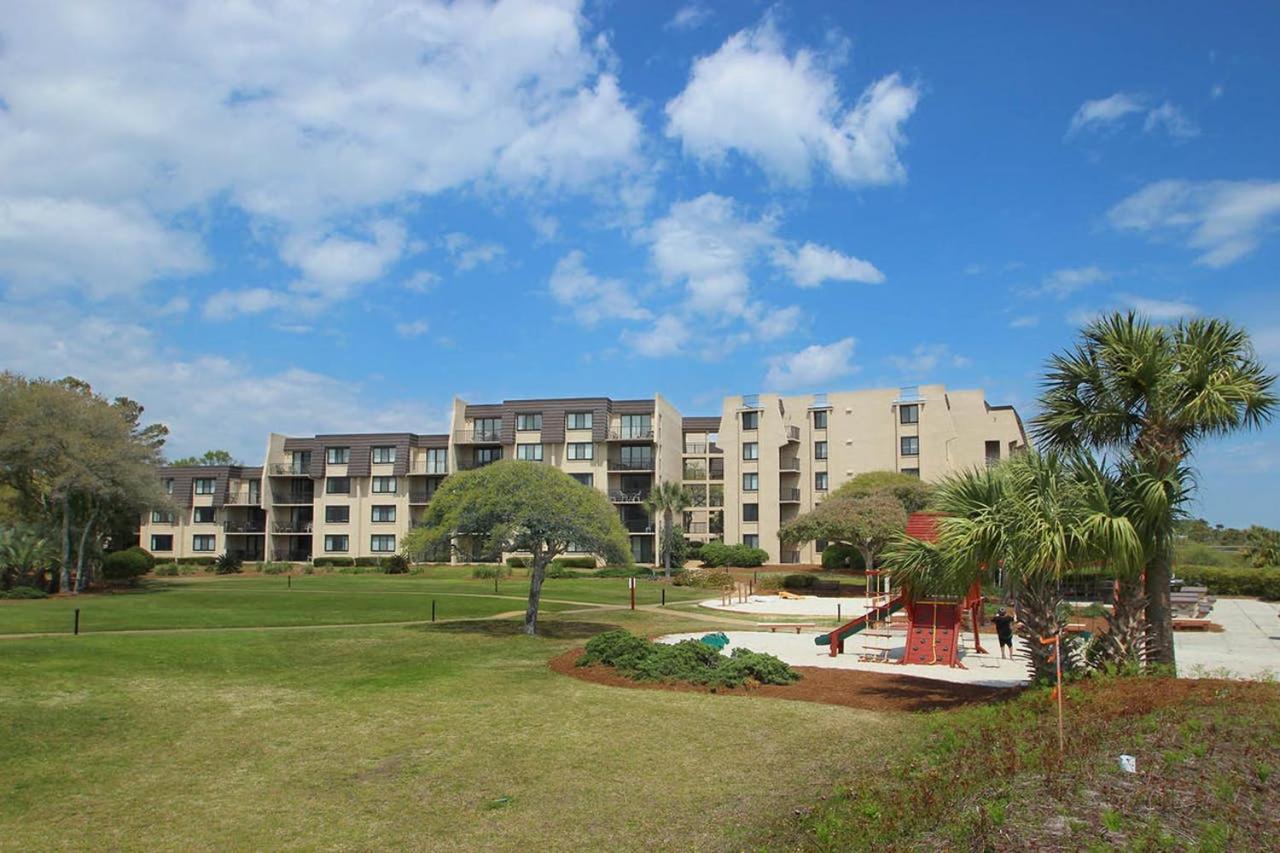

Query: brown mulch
<box><xmin>549</xmin><ymin>648</ymin><xmax>1014</xmax><ymax>713</ymax></box>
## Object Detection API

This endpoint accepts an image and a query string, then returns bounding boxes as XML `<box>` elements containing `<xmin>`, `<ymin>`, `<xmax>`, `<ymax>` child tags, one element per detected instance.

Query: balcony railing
<box><xmin>454</xmin><ymin>429</ymin><xmax>503</xmax><ymax>444</ymax></box>
<box><xmin>407</xmin><ymin>460</ymin><xmax>449</xmax><ymax>475</ymax></box>
<box><xmin>609</xmin><ymin>489</ymin><xmax>650</xmax><ymax>503</ymax></box>
<box><xmin>685</xmin><ymin>491</ymin><xmax>707</xmax><ymax>507</ymax></box>
<box><xmin>224</xmin><ymin>491</ymin><xmax>261</xmax><ymax>506</ymax></box>
<box><xmin>709</xmin><ymin>461</ymin><xmax>724</xmax><ymax>480</ymax></box>
<box><xmin>683</xmin><ymin>442</ymin><xmax>707</xmax><ymax>454</ymax></box>
<box><xmin>223</xmin><ymin>521</ymin><xmax>266</xmax><ymax>533</ymax></box>
<box><xmin>686</xmin><ymin>522</ymin><xmax>709</xmax><ymax>534</ymax></box>
<box><xmin>456</xmin><ymin>458</ymin><xmax>501</xmax><ymax>471</ymax></box>
<box><xmin>607</xmin><ymin>427</ymin><xmax>654</xmax><ymax>441</ymax></box>
<box><xmin>708</xmin><ymin>493</ymin><xmax>724</xmax><ymax>508</ymax></box>
<box><xmin>785</xmin><ymin>425</ymin><xmax>800</xmax><ymax>442</ymax></box>
<box><xmin>621</xmin><ymin>519</ymin><xmax>655</xmax><ymax>533</ymax></box>
<box><xmin>273</xmin><ymin>549</ymin><xmax>312</xmax><ymax>562</ymax></box>
<box><xmin>607</xmin><ymin>459</ymin><xmax>653</xmax><ymax>472</ymax></box>
<box><xmin>682</xmin><ymin>466</ymin><xmax>707</xmax><ymax>481</ymax></box>
<box><xmin>148</xmin><ymin>517</ymin><xmax>177</xmax><ymax>526</ymax></box>
<box><xmin>780</xmin><ymin>487</ymin><xmax>801</xmax><ymax>502</ymax></box>
<box><xmin>409</xmin><ymin>490</ymin><xmax>433</xmax><ymax>504</ymax></box>
<box><xmin>272</xmin><ymin>522</ymin><xmax>314</xmax><ymax>534</ymax></box>
<box><xmin>779</xmin><ymin>457</ymin><xmax>801</xmax><ymax>472</ymax></box>
<box><xmin>269</xmin><ymin>463</ymin><xmax>310</xmax><ymax>476</ymax></box>
<box><xmin>274</xmin><ymin>492</ymin><xmax>315</xmax><ymax>505</ymax></box>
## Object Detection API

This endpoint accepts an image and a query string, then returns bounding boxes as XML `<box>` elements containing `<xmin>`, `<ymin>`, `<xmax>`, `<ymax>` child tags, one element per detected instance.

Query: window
<box><xmin>619</xmin><ymin>413</ymin><xmax>652</xmax><ymax>439</ymax></box>
<box><xmin>901</xmin><ymin>467</ymin><xmax>920</xmax><ymax>478</ymax></box>
<box><xmin>567</xmin><ymin>442</ymin><xmax>592</xmax><ymax>460</ymax></box>
<box><xmin>743</xmin><ymin>534</ymin><xmax>759</xmax><ymax>549</ymax></box>
<box><xmin>901</xmin><ymin>436</ymin><xmax>919</xmax><ymax>457</ymax></box>
<box><xmin>567</xmin><ymin>411</ymin><xmax>592</xmax><ymax>430</ymax></box>
<box><xmin>742</xmin><ymin>473</ymin><xmax>758</xmax><ymax>492</ymax></box>
<box><xmin>290</xmin><ymin>451</ymin><xmax>311</xmax><ymax>474</ymax></box>
<box><xmin>516</xmin><ymin>443</ymin><xmax>544</xmax><ymax>461</ymax></box>
<box><xmin>516</xmin><ymin>412</ymin><xmax>542</xmax><ymax>431</ymax></box>
<box><xmin>372</xmin><ymin>476</ymin><xmax>397</xmax><ymax>493</ymax></box>
<box><xmin>474</xmin><ymin>417</ymin><xmax>501</xmax><ymax>441</ymax></box>
<box><xmin>324</xmin><ymin>535</ymin><xmax>349</xmax><ymax>553</ymax></box>
<box><xmin>474</xmin><ymin>447</ymin><xmax>502</xmax><ymax>466</ymax></box>
<box><xmin>325</xmin><ymin>505</ymin><xmax>349</xmax><ymax>524</ymax></box>
<box><xmin>812</xmin><ymin>410</ymin><xmax>828</xmax><ymax>430</ymax></box>
<box><xmin>150</xmin><ymin>534</ymin><xmax>173</xmax><ymax>552</ymax></box>
<box><xmin>371</xmin><ymin>534</ymin><xmax>396</xmax><ymax>553</ymax></box>
<box><xmin>194</xmin><ymin>478</ymin><xmax>215</xmax><ymax>495</ymax></box>
<box><xmin>814</xmin><ymin>440</ymin><xmax>828</xmax><ymax>460</ymax></box>
<box><xmin>327</xmin><ymin>447</ymin><xmax>350</xmax><ymax>464</ymax></box>
<box><xmin>192</xmin><ymin>535</ymin><xmax>216</xmax><ymax>552</ymax></box>
<box><xmin>151</xmin><ymin>510</ymin><xmax>173</xmax><ymax>524</ymax></box>
<box><xmin>326</xmin><ymin>477</ymin><xmax>350</xmax><ymax>494</ymax></box>
<box><xmin>742</xmin><ymin>442</ymin><xmax>758</xmax><ymax>460</ymax></box>
<box><xmin>193</xmin><ymin>506</ymin><xmax>216</xmax><ymax>524</ymax></box>
<box><xmin>425</xmin><ymin>447</ymin><xmax>448</xmax><ymax>474</ymax></box>
<box><xmin>570</xmin><ymin>473</ymin><xmax>594</xmax><ymax>487</ymax></box>
<box><xmin>371</xmin><ymin>505</ymin><xmax>396</xmax><ymax>523</ymax></box>
<box><xmin>815</xmin><ymin>472</ymin><xmax>829</xmax><ymax>491</ymax></box>
<box><xmin>900</xmin><ymin>404</ymin><xmax>919</xmax><ymax>424</ymax></box>
<box><xmin>742</xmin><ymin>503</ymin><xmax>759</xmax><ymax>522</ymax></box>
<box><xmin>372</xmin><ymin>446</ymin><xmax>395</xmax><ymax>464</ymax></box>
<box><xmin>741</xmin><ymin>410</ymin><xmax>759</xmax><ymax>431</ymax></box>
<box><xmin>985</xmin><ymin>440</ymin><xmax>1001</xmax><ymax>466</ymax></box>
<box><xmin>163</xmin><ymin>478</ymin><xmax>174</xmax><ymax>495</ymax></box>
<box><xmin>619</xmin><ymin>445</ymin><xmax>652</xmax><ymax>468</ymax></box>
<box><xmin>815</xmin><ymin>539</ymin><xmax>828</xmax><ymax>553</ymax></box>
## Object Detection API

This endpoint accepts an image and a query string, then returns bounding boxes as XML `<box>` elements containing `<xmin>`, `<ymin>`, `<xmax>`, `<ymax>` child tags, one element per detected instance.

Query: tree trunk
<box><xmin>56</xmin><ymin>493</ymin><xmax>71</xmax><ymax>594</ymax></box>
<box><xmin>663</xmin><ymin>509</ymin><xmax>673</xmax><ymax>577</ymax></box>
<box><xmin>1100</xmin><ymin>575</ymin><xmax>1148</xmax><ymax>668</ymax></box>
<box><xmin>1014</xmin><ymin>576</ymin><xmax>1069</xmax><ymax>683</ymax></box>
<box><xmin>524</xmin><ymin>548</ymin><xmax>548</xmax><ymax>636</ymax></box>
<box><xmin>74</xmin><ymin>509</ymin><xmax>97</xmax><ymax>594</ymax></box>
<box><xmin>1144</xmin><ymin>548</ymin><xmax>1176</xmax><ymax>671</ymax></box>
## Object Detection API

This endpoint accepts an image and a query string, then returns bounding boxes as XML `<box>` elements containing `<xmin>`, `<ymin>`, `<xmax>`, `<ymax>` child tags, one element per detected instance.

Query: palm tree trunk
<box><xmin>663</xmin><ymin>509</ymin><xmax>673</xmax><ymax>577</ymax></box>
<box><xmin>74</xmin><ymin>510</ymin><xmax>96</xmax><ymax>594</ymax></box>
<box><xmin>524</xmin><ymin>545</ymin><xmax>548</xmax><ymax>636</ymax></box>
<box><xmin>57</xmin><ymin>493</ymin><xmax>71</xmax><ymax>594</ymax></box>
<box><xmin>1102</xmin><ymin>575</ymin><xmax>1148</xmax><ymax>667</ymax></box>
<box><xmin>1014</xmin><ymin>576</ymin><xmax>1067</xmax><ymax>683</ymax></box>
<box><xmin>1144</xmin><ymin>549</ymin><xmax>1175</xmax><ymax>670</ymax></box>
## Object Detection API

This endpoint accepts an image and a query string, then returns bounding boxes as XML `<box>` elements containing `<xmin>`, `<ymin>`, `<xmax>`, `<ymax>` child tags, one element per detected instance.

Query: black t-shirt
<box><xmin>993</xmin><ymin>614</ymin><xmax>1015</xmax><ymax>639</ymax></box>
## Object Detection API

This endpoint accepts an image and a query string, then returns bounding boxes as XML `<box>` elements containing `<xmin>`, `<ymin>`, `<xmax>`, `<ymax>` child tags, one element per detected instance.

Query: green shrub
<box><xmin>213</xmin><ymin>552</ymin><xmax>243</xmax><ymax>575</ymax></box>
<box><xmin>545</xmin><ymin>563</ymin><xmax>584</xmax><ymax>579</ymax></box>
<box><xmin>552</xmin><ymin>556</ymin><xmax>598</xmax><ymax>569</ymax></box>
<box><xmin>699</xmin><ymin>541</ymin><xmax>767</xmax><ymax>568</ymax></box>
<box><xmin>154</xmin><ymin>563</ymin><xmax>179</xmax><ymax>577</ymax></box>
<box><xmin>698</xmin><ymin>540</ymin><xmax>730</xmax><ymax>567</ymax></box>
<box><xmin>822</xmin><ymin>543</ymin><xmax>865</xmax><ymax>570</ymax></box>
<box><xmin>506</xmin><ymin>556</ymin><xmax>529</xmax><ymax>568</ymax></box>
<box><xmin>312</xmin><ymin>557</ymin><xmax>355</xmax><ymax>568</ymax></box>
<box><xmin>353</xmin><ymin>557</ymin><xmax>381</xmax><ymax>567</ymax></box>
<box><xmin>175</xmin><ymin>556</ymin><xmax>217</xmax><ymax>566</ymax></box>
<box><xmin>1174</xmin><ymin>542</ymin><xmax>1240</xmax><ymax>568</ymax></box>
<box><xmin>576</xmin><ymin>629</ymin><xmax>799</xmax><ymax>688</ymax></box>
<box><xmin>381</xmin><ymin>553</ymin><xmax>410</xmax><ymax>574</ymax></box>
<box><xmin>177</xmin><ymin>563</ymin><xmax>205</xmax><ymax>576</ymax></box>
<box><xmin>472</xmin><ymin>565</ymin><xmax>512</xmax><ymax>580</ymax></box>
<box><xmin>755</xmin><ymin>573</ymin><xmax>786</xmax><ymax>593</ymax></box>
<box><xmin>593</xmin><ymin>566</ymin><xmax>652</xmax><ymax>578</ymax></box>
<box><xmin>102</xmin><ymin>547</ymin><xmax>154</xmax><ymax>582</ymax></box>
<box><xmin>0</xmin><ymin>585</ymin><xmax>49</xmax><ymax>600</ymax></box>
<box><xmin>259</xmin><ymin>562</ymin><xmax>290</xmax><ymax>575</ymax></box>
<box><xmin>783</xmin><ymin>573</ymin><xmax>817</xmax><ymax>590</ymax></box>
<box><xmin>672</xmin><ymin>569</ymin><xmax>734</xmax><ymax>589</ymax></box>
<box><xmin>1177</xmin><ymin>565</ymin><xmax>1280</xmax><ymax>600</ymax></box>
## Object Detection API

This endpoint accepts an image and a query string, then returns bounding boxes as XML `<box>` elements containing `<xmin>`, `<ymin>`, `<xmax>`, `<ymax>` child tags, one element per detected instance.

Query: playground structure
<box><xmin>816</xmin><ymin>512</ymin><xmax>988</xmax><ymax>667</ymax></box>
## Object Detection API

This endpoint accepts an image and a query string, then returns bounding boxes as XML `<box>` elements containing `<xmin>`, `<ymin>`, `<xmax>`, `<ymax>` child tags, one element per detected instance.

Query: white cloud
<box><xmin>886</xmin><ymin>343</ymin><xmax>970</xmax><ymax>376</ymax></box>
<box><xmin>1115</xmin><ymin>293</ymin><xmax>1200</xmax><ymax>320</ymax></box>
<box><xmin>665</xmin><ymin>21</ymin><xmax>919</xmax><ymax>186</ymax></box>
<box><xmin>0</xmin><ymin>0</ymin><xmax>643</xmax><ymax>299</ymax></box>
<box><xmin>395</xmin><ymin>320</ymin><xmax>429</xmax><ymax>338</ymax></box>
<box><xmin>1108</xmin><ymin>179</ymin><xmax>1280</xmax><ymax>267</ymax></box>
<box><xmin>764</xmin><ymin>338</ymin><xmax>857</xmax><ymax>390</ymax></box>
<box><xmin>203</xmin><ymin>287</ymin><xmax>293</xmax><ymax>320</ymax></box>
<box><xmin>620</xmin><ymin>314</ymin><xmax>687</xmax><ymax>358</ymax></box>
<box><xmin>0</xmin><ymin>196</ymin><xmax>206</xmax><ymax>299</ymax></box>
<box><xmin>403</xmin><ymin>270</ymin><xmax>441</xmax><ymax>293</ymax></box>
<box><xmin>444</xmin><ymin>232</ymin><xmax>507</xmax><ymax>272</ymax></box>
<box><xmin>1028</xmin><ymin>266</ymin><xmax>1111</xmax><ymax>299</ymax></box>
<box><xmin>1009</xmin><ymin>315</ymin><xmax>1040</xmax><ymax>329</ymax></box>
<box><xmin>666</xmin><ymin>3</ymin><xmax>711</xmax><ymax>31</ymax></box>
<box><xmin>772</xmin><ymin>242</ymin><xmax>884</xmax><ymax>287</ymax></box>
<box><xmin>0</xmin><ymin>303</ymin><xmax>448</xmax><ymax>460</ymax></box>
<box><xmin>548</xmin><ymin>250</ymin><xmax>650</xmax><ymax>325</ymax></box>
<box><xmin>1067</xmin><ymin>92</ymin><xmax>1198</xmax><ymax>139</ymax></box>
<box><xmin>283</xmin><ymin>220</ymin><xmax>407</xmax><ymax>299</ymax></box>
<box><xmin>745</xmin><ymin>304</ymin><xmax>803</xmax><ymax>341</ymax></box>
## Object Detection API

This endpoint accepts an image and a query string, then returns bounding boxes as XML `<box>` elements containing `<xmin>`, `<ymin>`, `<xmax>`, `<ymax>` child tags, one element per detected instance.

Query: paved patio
<box><xmin>1173</xmin><ymin>597</ymin><xmax>1280</xmax><ymax>680</ymax></box>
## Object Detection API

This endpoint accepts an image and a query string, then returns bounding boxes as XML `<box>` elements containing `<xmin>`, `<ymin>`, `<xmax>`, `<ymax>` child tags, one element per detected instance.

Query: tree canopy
<box><xmin>169</xmin><ymin>449</ymin><xmax>241</xmax><ymax>466</ymax></box>
<box><xmin>403</xmin><ymin>460</ymin><xmax>630</xmax><ymax>634</ymax></box>
<box><xmin>779</xmin><ymin>492</ymin><xmax>906</xmax><ymax>571</ymax></box>
<box><xmin>830</xmin><ymin>470</ymin><xmax>931</xmax><ymax>513</ymax></box>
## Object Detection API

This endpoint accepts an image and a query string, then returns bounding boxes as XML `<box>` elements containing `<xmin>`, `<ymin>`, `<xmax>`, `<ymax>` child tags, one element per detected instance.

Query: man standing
<box><xmin>992</xmin><ymin>607</ymin><xmax>1016</xmax><ymax>660</ymax></box>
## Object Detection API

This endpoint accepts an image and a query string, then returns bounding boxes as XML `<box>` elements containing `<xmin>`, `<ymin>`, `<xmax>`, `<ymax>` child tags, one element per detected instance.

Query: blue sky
<box><xmin>0</xmin><ymin>1</ymin><xmax>1278</xmax><ymax>526</ymax></box>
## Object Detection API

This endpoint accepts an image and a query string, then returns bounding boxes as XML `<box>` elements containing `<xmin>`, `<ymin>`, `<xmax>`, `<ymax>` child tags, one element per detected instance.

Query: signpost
<box><xmin>628</xmin><ymin>576</ymin><xmax>636</xmax><ymax>611</ymax></box>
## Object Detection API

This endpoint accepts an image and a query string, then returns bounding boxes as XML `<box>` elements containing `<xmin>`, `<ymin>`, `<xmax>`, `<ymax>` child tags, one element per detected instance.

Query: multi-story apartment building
<box><xmin>137</xmin><ymin>384</ymin><xmax>1026</xmax><ymax>565</ymax></box>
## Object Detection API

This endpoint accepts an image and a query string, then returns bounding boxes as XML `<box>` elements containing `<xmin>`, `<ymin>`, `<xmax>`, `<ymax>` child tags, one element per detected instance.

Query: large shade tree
<box><xmin>642</xmin><ymin>481</ymin><xmax>688</xmax><ymax>577</ymax></box>
<box><xmin>779</xmin><ymin>492</ymin><xmax>907</xmax><ymax>572</ymax></box>
<box><xmin>1034</xmin><ymin>313</ymin><xmax>1276</xmax><ymax>667</ymax></box>
<box><xmin>884</xmin><ymin>451</ymin><xmax>1144</xmax><ymax>681</ymax></box>
<box><xmin>830</xmin><ymin>470</ymin><xmax>932</xmax><ymax>512</ymax></box>
<box><xmin>403</xmin><ymin>460</ymin><xmax>631</xmax><ymax>635</ymax></box>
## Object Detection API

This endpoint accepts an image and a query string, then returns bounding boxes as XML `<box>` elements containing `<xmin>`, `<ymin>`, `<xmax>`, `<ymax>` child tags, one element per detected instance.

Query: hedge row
<box><xmin>1177</xmin><ymin>564</ymin><xmax>1280</xmax><ymax>600</ymax></box>
<box><xmin>699</xmin><ymin>541</ymin><xmax>768</xmax><ymax>568</ymax></box>
<box><xmin>577</xmin><ymin>629</ymin><xmax>800</xmax><ymax>688</ymax></box>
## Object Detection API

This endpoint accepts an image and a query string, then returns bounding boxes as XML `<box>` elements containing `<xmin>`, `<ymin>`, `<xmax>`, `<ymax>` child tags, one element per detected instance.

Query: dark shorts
<box><xmin>997</xmin><ymin>634</ymin><xmax>1013</xmax><ymax>648</ymax></box>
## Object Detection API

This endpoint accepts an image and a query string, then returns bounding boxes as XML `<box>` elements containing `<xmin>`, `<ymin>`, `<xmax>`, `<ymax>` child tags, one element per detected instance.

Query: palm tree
<box><xmin>885</xmin><ymin>452</ymin><xmax>1143</xmax><ymax>681</ymax></box>
<box><xmin>642</xmin><ymin>481</ymin><xmax>688</xmax><ymax>577</ymax></box>
<box><xmin>1035</xmin><ymin>312</ymin><xmax>1277</xmax><ymax>667</ymax></box>
<box><xmin>0</xmin><ymin>527</ymin><xmax>57</xmax><ymax>590</ymax></box>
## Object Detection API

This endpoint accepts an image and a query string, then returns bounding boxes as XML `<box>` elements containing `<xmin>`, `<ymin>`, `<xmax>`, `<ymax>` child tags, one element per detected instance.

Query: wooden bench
<box><xmin>757</xmin><ymin>622</ymin><xmax>817</xmax><ymax>634</ymax></box>
<box><xmin>1064</xmin><ymin>622</ymin><xmax>1089</xmax><ymax>634</ymax></box>
<box><xmin>1172</xmin><ymin>618</ymin><xmax>1214</xmax><ymax>631</ymax></box>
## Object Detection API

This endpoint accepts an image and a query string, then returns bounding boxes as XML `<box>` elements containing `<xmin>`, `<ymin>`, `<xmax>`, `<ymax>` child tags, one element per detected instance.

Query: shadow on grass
<box><xmin>418</xmin><ymin>619</ymin><xmax>619</xmax><ymax>640</ymax></box>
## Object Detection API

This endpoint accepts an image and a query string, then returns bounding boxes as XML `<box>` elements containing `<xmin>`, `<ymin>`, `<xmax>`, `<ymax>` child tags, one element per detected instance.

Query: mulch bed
<box><xmin>549</xmin><ymin>648</ymin><xmax>1013</xmax><ymax>713</ymax></box>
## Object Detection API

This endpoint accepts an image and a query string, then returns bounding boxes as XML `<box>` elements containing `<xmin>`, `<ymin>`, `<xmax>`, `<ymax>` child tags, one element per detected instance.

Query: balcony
<box><xmin>622</xmin><ymin>519</ymin><xmax>655</xmax><ymax>533</ymax></box>
<box><xmin>409</xmin><ymin>489</ymin><xmax>433</xmax><ymax>504</ymax></box>
<box><xmin>607</xmin><ymin>427</ymin><xmax>654</xmax><ymax>441</ymax></box>
<box><xmin>607</xmin><ymin>458</ymin><xmax>653</xmax><ymax>472</ymax></box>
<box><xmin>683</xmin><ymin>442</ymin><xmax>707</xmax><ymax>454</ymax></box>
<box><xmin>272</xmin><ymin>522</ymin><xmax>313</xmax><ymax>534</ymax></box>
<box><xmin>456</xmin><ymin>458</ymin><xmax>500</xmax><ymax>471</ymax></box>
<box><xmin>780</xmin><ymin>487</ymin><xmax>801</xmax><ymax>503</ymax></box>
<box><xmin>223</xmin><ymin>521</ymin><xmax>266</xmax><ymax>533</ymax></box>
<box><xmin>708</xmin><ymin>492</ymin><xmax>724</xmax><ymax>508</ymax></box>
<box><xmin>779</xmin><ymin>457</ymin><xmax>801</xmax><ymax>472</ymax></box>
<box><xmin>682</xmin><ymin>465</ymin><xmax>707</xmax><ymax>481</ymax></box>
<box><xmin>269</xmin><ymin>463</ymin><xmax>310</xmax><ymax>476</ymax></box>
<box><xmin>224</xmin><ymin>490</ymin><xmax>261</xmax><ymax>506</ymax></box>
<box><xmin>686</xmin><ymin>522</ymin><xmax>709</xmax><ymax>534</ymax></box>
<box><xmin>273</xmin><ymin>491</ymin><xmax>314</xmax><ymax>505</ymax></box>
<box><xmin>408</xmin><ymin>460</ymin><xmax>449</xmax><ymax>475</ymax></box>
<box><xmin>609</xmin><ymin>489</ymin><xmax>650</xmax><ymax>503</ymax></box>
<box><xmin>684</xmin><ymin>490</ymin><xmax>707</xmax><ymax>507</ymax></box>
<box><xmin>148</xmin><ymin>517</ymin><xmax>177</xmax><ymax>526</ymax></box>
<box><xmin>454</xmin><ymin>429</ymin><xmax>503</xmax><ymax>444</ymax></box>
<box><xmin>784</xmin><ymin>425</ymin><xmax>800</xmax><ymax>442</ymax></box>
<box><xmin>273</xmin><ymin>549</ymin><xmax>312</xmax><ymax>562</ymax></box>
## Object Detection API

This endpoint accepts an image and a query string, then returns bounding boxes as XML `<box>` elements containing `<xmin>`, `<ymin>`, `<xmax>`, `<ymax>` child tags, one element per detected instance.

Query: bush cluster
<box><xmin>102</xmin><ymin>546</ymin><xmax>155</xmax><ymax>582</ymax></box>
<box><xmin>505</xmin><ymin>557</ymin><xmax>529</xmax><ymax>568</ymax></box>
<box><xmin>699</xmin><ymin>541</ymin><xmax>768</xmax><ymax>568</ymax></box>
<box><xmin>821</xmin><ymin>543</ymin><xmax>865</xmax><ymax>570</ymax></box>
<box><xmin>472</xmin><ymin>565</ymin><xmax>513</xmax><ymax>580</ymax></box>
<box><xmin>754</xmin><ymin>573</ymin><xmax>786</xmax><ymax>593</ymax></box>
<box><xmin>672</xmin><ymin>569</ymin><xmax>734</xmax><ymax>589</ymax></box>
<box><xmin>592</xmin><ymin>566</ymin><xmax>652</xmax><ymax>578</ymax></box>
<box><xmin>783</xmin><ymin>572</ymin><xmax>816</xmax><ymax>590</ymax></box>
<box><xmin>0</xmin><ymin>585</ymin><xmax>48</xmax><ymax>599</ymax></box>
<box><xmin>312</xmin><ymin>557</ymin><xmax>355</xmax><ymax>568</ymax></box>
<box><xmin>552</xmin><ymin>556</ymin><xmax>598</xmax><ymax>569</ymax></box>
<box><xmin>259</xmin><ymin>562</ymin><xmax>291</xmax><ymax>575</ymax></box>
<box><xmin>1177</xmin><ymin>564</ymin><xmax>1280</xmax><ymax>600</ymax></box>
<box><xmin>153</xmin><ymin>563</ymin><xmax>179</xmax><ymax>576</ymax></box>
<box><xmin>213</xmin><ymin>553</ymin><xmax>243</xmax><ymax>575</ymax></box>
<box><xmin>381</xmin><ymin>553</ymin><xmax>410</xmax><ymax>574</ymax></box>
<box><xmin>175</xmin><ymin>556</ymin><xmax>217</xmax><ymax>566</ymax></box>
<box><xmin>577</xmin><ymin>629</ymin><xmax>800</xmax><ymax>689</ymax></box>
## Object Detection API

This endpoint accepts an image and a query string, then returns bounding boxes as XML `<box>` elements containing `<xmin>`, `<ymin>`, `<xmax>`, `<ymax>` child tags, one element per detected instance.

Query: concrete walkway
<box><xmin>1174</xmin><ymin>597</ymin><xmax>1280</xmax><ymax>680</ymax></box>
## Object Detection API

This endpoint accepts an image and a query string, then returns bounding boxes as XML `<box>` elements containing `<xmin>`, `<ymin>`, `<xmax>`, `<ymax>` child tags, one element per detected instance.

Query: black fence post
<box><xmin>288</xmin><ymin>575</ymin><xmax>292</xmax><ymax>590</ymax></box>
<box><xmin>73</xmin><ymin>608</ymin><xmax>80</xmax><ymax>636</ymax></box>
<box><xmin>838</xmin><ymin>603</ymin><xmax>842</xmax><ymax>622</ymax></box>
<box><xmin>494</xmin><ymin>575</ymin><xmax>499</xmax><ymax>595</ymax></box>
<box><xmin>431</xmin><ymin>599</ymin><xmax>436</xmax><ymax>623</ymax></box>
<box><xmin>661</xmin><ymin>588</ymin><xmax>666</xmax><ymax>607</ymax></box>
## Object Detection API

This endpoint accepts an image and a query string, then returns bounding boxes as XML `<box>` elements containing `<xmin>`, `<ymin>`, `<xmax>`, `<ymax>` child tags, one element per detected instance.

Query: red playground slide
<box><xmin>902</xmin><ymin>600</ymin><xmax>963</xmax><ymax>666</ymax></box>
<box><xmin>814</xmin><ymin>593</ymin><xmax>904</xmax><ymax>656</ymax></box>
